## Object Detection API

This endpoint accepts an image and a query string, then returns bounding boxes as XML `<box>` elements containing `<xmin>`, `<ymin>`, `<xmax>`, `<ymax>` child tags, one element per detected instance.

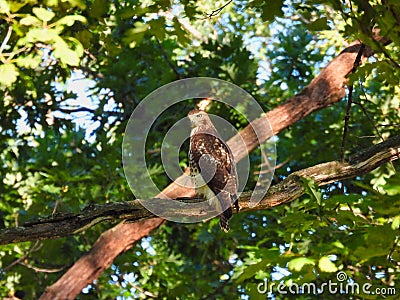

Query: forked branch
<box><xmin>1</xmin><ymin>136</ymin><xmax>398</xmax><ymax>245</ymax></box>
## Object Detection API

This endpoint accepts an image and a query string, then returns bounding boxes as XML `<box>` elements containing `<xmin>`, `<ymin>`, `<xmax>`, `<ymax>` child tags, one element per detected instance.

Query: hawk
<box><xmin>188</xmin><ymin>109</ymin><xmax>238</xmax><ymax>232</ymax></box>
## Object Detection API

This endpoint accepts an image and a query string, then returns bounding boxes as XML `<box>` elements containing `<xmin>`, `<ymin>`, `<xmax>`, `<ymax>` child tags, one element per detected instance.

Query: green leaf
<box><xmin>0</xmin><ymin>63</ymin><xmax>19</xmax><ymax>87</ymax></box>
<box><xmin>259</xmin><ymin>0</ymin><xmax>284</xmax><ymax>22</ymax></box>
<box><xmin>122</xmin><ymin>22</ymin><xmax>150</xmax><ymax>47</ymax></box>
<box><xmin>42</xmin><ymin>184</ymin><xmax>61</xmax><ymax>194</ymax></box>
<box><xmin>20</xmin><ymin>15</ymin><xmax>41</xmax><ymax>26</ymax></box>
<box><xmin>367</xmin><ymin>225</ymin><xmax>397</xmax><ymax>248</ymax></box>
<box><xmin>54</xmin><ymin>15</ymin><xmax>86</xmax><ymax>27</ymax></box>
<box><xmin>392</xmin><ymin>215</ymin><xmax>400</xmax><ymax>230</ymax></box>
<box><xmin>172</xmin><ymin>17</ymin><xmax>191</xmax><ymax>46</ymax></box>
<box><xmin>318</xmin><ymin>256</ymin><xmax>338</xmax><ymax>272</ymax></box>
<box><xmin>75</xmin><ymin>29</ymin><xmax>93</xmax><ymax>48</ymax></box>
<box><xmin>331</xmin><ymin>240</ymin><xmax>345</xmax><ymax>249</ymax></box>
<box><xmin>235</xmin><ymin>259</ymin><xmax>266</xmax><ymax>283</ymax></box>
<box><xmin>89</xmin><ymin>0</ymin><xmax>108</xmax><ymax>18</ymax></box>
<box><xmin>149</xmin><ymin>18</ymin><xmax>166</xmax><ymax>40</ymax></box>
<box><xmin>0</xmin><ymin>0</ymin><xmax>10</xmax><ymax>14</ymax></box>
<box><xmin>116</xmin><ymin>6</ymin><xmax>137</xmax><ymax>19</ymax></box>
<box><xmin>16</xmin><ymin>53</ymin><xmax>43</xmax><ymax>69</ymax></box>
<box><xmin>32</xmin><ymin>7</ymin><xmax>55</xmax><ymax>22</ymax></box>
<box><xmin>383</xmin><ymin>175</ymin><xmax>400</xmax><ymax>196</ymax></box>
<box><xmin>24</xmin><ymin>28</ymin><xmax>59</xmax><ymax>44</ymax></box>
<box><xmin>246</xmin><ymin>282</ymin><xmax>269</xmax><ymax>300</ymax></box>
<box><xmin>3</xmin><ymin>173</ymin><xmax>16</xmax><ymax>185</ymax></box>
<box><xmin>308</xmin><ymin>17</ymin><xmax>330</xmax><ymax>31</ymax></box>
<box><xmin>288</xmin><ymin>257</ymin><xmax>315</xmax><ymax>272</ymax></box>
<box><xmin>53</xmin><ymin>40</ymin><xmax>80</xmax><ymax>66</ymax></box>
<box><xmin>65</xmin><ymin>37</ymin><xmax>84</xmax><ymax>57</ymax></box>
<box><xmin>46</xmin><ymin>0</ymin><xmax>59</xmax><ymax>7</ymax></box>
<box><xmin>64</xmin><ymin>0</ymin><xmax>86</xmax><ymax>9</ymax></box>
<box><xmin>301</xmin><ymin>177</ymin><xmax>322</xmax><ymax>205</ymax></box>
<box><xmin>353</xmin><ymin>246</ymin><xmax>388</xmax><ymax>260</ymax></box>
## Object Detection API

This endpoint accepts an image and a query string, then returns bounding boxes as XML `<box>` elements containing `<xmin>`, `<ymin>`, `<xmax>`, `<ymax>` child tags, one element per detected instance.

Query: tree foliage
<box><xmin>0</xmin><ymin>0</ymin><xmax>399</xmax><ymax>299</ymax></box>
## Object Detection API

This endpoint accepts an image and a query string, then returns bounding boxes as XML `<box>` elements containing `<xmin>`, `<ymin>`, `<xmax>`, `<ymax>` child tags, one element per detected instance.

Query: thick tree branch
<box><xmin>39</xmin><ymin>40</ymin><xmax>386</xmax><ymax>299</ymax></box>
<box><xmin>2</xmin><ymin>135</ymin><xmax>399</xmax><ymax>245</ymax></box>
<box><xmin>40</xmin><ymin>218</ymin><xmax>165</xmax><ymax>299</ymax></box>
<box><xmin>160</xmin><ymin>42</ymin><xmax>374</xmax><ymax>199</ymax></box>
<box><xmin>0</xmin><ymin>201</ymin><xmax>153</xmax><ymax>245</ymax></box>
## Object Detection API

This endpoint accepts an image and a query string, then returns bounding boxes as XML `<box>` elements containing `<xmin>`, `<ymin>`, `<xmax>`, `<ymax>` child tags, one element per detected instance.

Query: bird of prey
<box><xmin>188</xmin><ymin>109</ymin><xmax>238</xmax><ymax>232</ymax></box>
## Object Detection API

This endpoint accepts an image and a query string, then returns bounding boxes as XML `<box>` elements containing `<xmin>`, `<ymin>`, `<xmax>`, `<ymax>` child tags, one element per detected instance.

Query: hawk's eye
<box><xmin>196</xmin><ymin>114</ymin><xmax>202</xmax><ymax>118</ymax></box>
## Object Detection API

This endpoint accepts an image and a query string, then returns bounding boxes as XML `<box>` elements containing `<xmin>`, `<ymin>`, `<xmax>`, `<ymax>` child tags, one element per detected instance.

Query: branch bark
<box><xmin>39</xmin><ymin>218</ymin><xmax>164</xmax><ymax>299</ymax></box>
<box><xmin>1</xmin><ymin>136</ymin><xmax>399</xmax><ymax>246</ymax></box>
<box><xmin>39</xmin><ymin>41</ymin><xmax>383</xmax><ymax>299</ymax></box>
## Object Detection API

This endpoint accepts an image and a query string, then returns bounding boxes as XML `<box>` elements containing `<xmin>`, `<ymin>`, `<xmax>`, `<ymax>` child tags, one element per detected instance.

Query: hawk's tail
<box><xmin>219</xmin><ymin>207</ymin><xmax>232</xmax><ymax>232</ymax></box>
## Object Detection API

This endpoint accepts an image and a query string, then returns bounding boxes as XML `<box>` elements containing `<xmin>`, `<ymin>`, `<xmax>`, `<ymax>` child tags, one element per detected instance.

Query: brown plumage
<box><xmin>188</xmin><ymin>109</ymin><xmax>238</xmax><ymax>232</ymax></box>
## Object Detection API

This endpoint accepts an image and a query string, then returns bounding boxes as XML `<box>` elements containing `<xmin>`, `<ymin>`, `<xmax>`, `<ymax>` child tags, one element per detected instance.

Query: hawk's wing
<box><xmin>190</xmin><ymin>133</ymin><xmax>237</xmax><ymax>210</ymax></box>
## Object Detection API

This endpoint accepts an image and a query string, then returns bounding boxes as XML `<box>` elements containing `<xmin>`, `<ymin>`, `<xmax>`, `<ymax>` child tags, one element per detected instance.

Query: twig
<box><xmin>18</xmin><ymin>261</ymin><xmax>65</xmax><ymax>273</ymax></box>
<box><xmin>354</xmin><ymin>84</ymin><xmax>396</xmax><ymax>172</ymax></box>
<box><xmin>202</xmin><ymin>0</ymin><xmax>233</xmax><ymax>19</ymax></box>
<box><xmin>5</xmin><ymin>46</ymin><xmax>28</xmax><ymax>62</ymax></box>
<box><xmin>387</xmin><ymin>235</ymin><xmax>399</xmax><ymax>265</ymax></box>
<box><xmin>371</xmin><ymin>36</ymin><xmax>400</xmax><ymax>69</ymax></box>
<box><xmin>340</xmin><ymin>44</ymin><xmax>366</xmax><ymax>162</ymax></box>
<box><xmin>351</xmin><ymin>44</ymin><xmax>366</xmax><ymax>73</ymax></box>
<box><xmin>0</xmin><ymin>26</ymin><xmax>12</xmax><ymax>55</ymax></box>
<box><xmin>58</xmin><ymin>107</ymin><xmax>95</xmax><ymax>114</ymax></box>
<box><xmin>84</xmin><ymin>49</ymin><xmax>97</xmax><ymax>62</ymax></box>
<box><xmin>76</xmin><ymin>66</ymin><xmax>104</xmax><ymax>79</ymax></box>
<box><xmin>379</xmin><ymin>124</ymin><xmax>400</xmax><ymax>128</ymax></box>
<box><xmin>340</xmin><ymin>84</ymin><xmax>354</xmax><ymax>162</ymax></box>
<box><xmin>155</xmin><ymin>38</ymin><xmax>181</xmax><ymax>78</ymax></box>
<box><xmin>2</xmin><ymin>241</ymin><xmax>41</xmax><ymax>272</ymax></box>
<box><xmin>353</xmin><ymin>101</ymin><xmax>384</xmax><ymax>142</ymax></box>
<box><xmin>129</xmin><ymin>282</ymin><xmax>157</xmax><ymax>298</ymax></box>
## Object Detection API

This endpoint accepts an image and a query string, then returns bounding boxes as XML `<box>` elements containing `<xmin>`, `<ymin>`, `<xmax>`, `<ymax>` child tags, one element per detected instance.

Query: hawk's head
<box><xmin>188</xmin><ymin>109</ymin><xmax>209</xmax><ymax>128</ymax></box>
